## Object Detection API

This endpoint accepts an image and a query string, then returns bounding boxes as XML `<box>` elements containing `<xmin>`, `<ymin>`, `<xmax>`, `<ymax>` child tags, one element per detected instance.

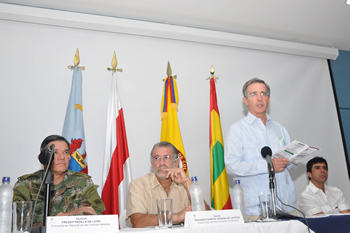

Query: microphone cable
<box><xmin>261</xmin><ymin>146</ymin><xmax>310</xmax><ymax>232</ymax></box>
<box><xmin>274</xmin><ymin>176</ymin><xmax>311</xmax><ymax>233</ymax></box>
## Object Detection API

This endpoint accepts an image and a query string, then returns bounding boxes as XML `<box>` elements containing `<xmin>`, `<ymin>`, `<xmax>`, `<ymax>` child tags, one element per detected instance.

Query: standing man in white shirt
<box><xmin>224</xmin><ymin>78</ymin><xmax>297</xmax><ymax>221</ymax></box>
<box><xmin>299</xmin><ymin>156</ymin><xmax>350</xmax><ymax>216</ymax></box>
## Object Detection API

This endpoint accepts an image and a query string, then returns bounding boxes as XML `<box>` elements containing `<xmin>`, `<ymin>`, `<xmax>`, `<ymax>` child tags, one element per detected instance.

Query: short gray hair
<box><xmin>150</xmin><ymin>141</ymin><xmax>179</xmax><ymax>163</ymax></box>
<box><xmin>242</xmin><ymin>78</ymin><xmax>270</xmax><ymax>98</ymax></box>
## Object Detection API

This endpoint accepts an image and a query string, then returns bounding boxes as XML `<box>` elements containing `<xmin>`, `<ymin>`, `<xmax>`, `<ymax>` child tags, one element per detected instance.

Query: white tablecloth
<box><xmin>121</xmin><ymin>220</ymin><xmax>314</xmax><ymax>233</ymax></box>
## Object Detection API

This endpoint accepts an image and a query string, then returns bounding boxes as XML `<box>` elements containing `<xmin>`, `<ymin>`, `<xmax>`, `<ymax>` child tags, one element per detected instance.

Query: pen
<box><xmin>280</xmin><ymin>137</ymin><xmax>285</xmax><ymax>146</ymax></box>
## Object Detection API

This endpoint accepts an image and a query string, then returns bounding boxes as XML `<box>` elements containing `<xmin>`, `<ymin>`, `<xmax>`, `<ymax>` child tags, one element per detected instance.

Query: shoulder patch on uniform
<box><xmin>82</xmin><ymin>185</ymin><xmax>98</xmax><ymax>197</ymax></box>
<box><xmin>71</xmin><ymin>171</ymin><xmax>91</xmax><ymax>179</ymax></box>
<box><xmin>20</xmin><ymin>172</ymin><xmax>40</xmax><ymax>180</ymax></box>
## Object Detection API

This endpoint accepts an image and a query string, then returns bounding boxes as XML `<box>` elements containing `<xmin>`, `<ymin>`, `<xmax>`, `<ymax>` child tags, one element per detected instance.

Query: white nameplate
<box><xmin>46</xmin><ymin>215</ymin><xmax>119</xmax><ymax>233</ymax></box>
<box><xmin>184</xmin><ymin>209</ymin><xmax>244</xmax><ymax>228</ymax></box>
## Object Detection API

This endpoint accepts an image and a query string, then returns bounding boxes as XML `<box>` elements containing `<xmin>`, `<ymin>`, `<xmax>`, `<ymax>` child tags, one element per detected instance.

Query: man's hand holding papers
<box><xmin>273</xmin><ymin>140</ymin><xmax>319</xmax><ymax>164</ymax></box>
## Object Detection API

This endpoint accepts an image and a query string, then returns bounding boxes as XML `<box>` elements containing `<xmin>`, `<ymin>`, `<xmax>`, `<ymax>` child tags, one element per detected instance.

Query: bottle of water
<box><xmin>0</xmin><ymin>177</ymin><xmax>13</xmax><ymax>233</ymax></box>
<box><xmin>190</xmin><ymin>176</ymin><xmax>205</xmax><ymax>211</ymax></box>
<box><xmin>232</xmin><ymin>180</ymin><xmax>245</xmax><ymax>221</ymax></box>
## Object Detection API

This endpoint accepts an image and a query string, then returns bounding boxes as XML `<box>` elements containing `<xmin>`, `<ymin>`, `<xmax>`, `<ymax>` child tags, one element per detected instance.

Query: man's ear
<box><xmin>37</xmin><ymin>154</ymin><xmax>40</xmax><ymax>160</ymax></box>
<box><xmin>175</xmin><ymin>158</ymin><xmax>180</xmax><ymax>168</ymax></box>
<box><xmin>307</xmin><ymin>171</ymin><xmax>312</xmax><ymax>180</ymax></box>
<box><xmin>243</xmin><ymin>97</ymin><xmax>248</xmax><ymax>106</ymax></box>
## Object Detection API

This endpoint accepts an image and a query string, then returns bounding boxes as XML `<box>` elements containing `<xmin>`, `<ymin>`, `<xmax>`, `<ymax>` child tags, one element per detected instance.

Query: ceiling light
<box><xmin>346</xmin><ymin>0</ymin><xmax>350</xmax><ymax>5</ymax></box>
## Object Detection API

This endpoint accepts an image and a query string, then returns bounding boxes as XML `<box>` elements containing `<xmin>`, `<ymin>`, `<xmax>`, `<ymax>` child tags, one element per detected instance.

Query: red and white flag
<box><xmin>102</xmin><ymin>71</ymin><xmax>131</xmax><ymax>226</ymax></box>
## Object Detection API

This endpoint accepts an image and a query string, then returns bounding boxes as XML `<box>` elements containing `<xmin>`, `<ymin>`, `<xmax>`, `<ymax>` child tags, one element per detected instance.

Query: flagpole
<box><xmin>107</xmin><ymin>51</ymin><xmax>123</xmax><ymax>73</ymax></box>
<box><xmin>205</xmin><ymin>65</ymin><xmax>219</xmax><ymax>81</ymax></box>
<box><xmin>68</xmin><ymin>48</ymin><xmax>85</xmax><ymax>71</ymax></box>
<box><xmin>207</xmin><ymin>66</ymin><xmax>232</xmax><ymax>210</ymax></box>
<box><xmin>163</xmin><ymin>61</ymin><xmax>177</xmax><ymax>81</ymax></box>
<box><xmin>161</xmin><ymin>61</ymin><xmax>189</xmax><ymax>175</ymax></box>
<box><xmin>62</xmin><ymin>48</ymin><xmax>88</xmax><ymax>174</ymax></box>
<box><xmin>102</xmin><ymin>52</ymin><xmax>131</xmax><ymax>229</ymax></box>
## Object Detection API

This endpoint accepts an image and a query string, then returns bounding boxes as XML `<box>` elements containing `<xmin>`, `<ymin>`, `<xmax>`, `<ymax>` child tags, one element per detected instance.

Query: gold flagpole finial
<box><xmin>74</xmin><ymin>48</ymin><xmax>80</xmax><ymax>66</ymax></box>
<box><xmin>167</xmin><ymin>61</ymin><xmax>172</xmax><ymax>77</ymax></box>
<box><xmin>164</xmin><ymin>61</ymin><xmax>177</xmax><ymax>81</ymax></box>
<box><xmin>206</xmin><ymin>65</ymin><xmax>219</xmax><ymax>80</ymax></box>
<box><xmin>107</xmin><ymin>51</ymin><xmax>123</xmax><ymax>73</ymax></box>
<box><xmin>68</xmin><ymin>48</ymin><xmax>85</xmax><ymax>70</ymax></box>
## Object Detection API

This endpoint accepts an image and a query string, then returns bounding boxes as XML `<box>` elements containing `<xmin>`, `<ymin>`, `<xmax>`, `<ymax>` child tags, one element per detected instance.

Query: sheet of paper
<box><xmin>273</xmin><ymin>140</ymin><xmax>319</xmax><ymax>164</ymax></box>
<box><xmin>184</xmin><ymin>209</ymin><xmax>244</xmax><ymax>228</ymax></box>
<box><xmin>46</xmin><ymin>215</ymin><xmax>119</xmax><ymax>233</ymax></box>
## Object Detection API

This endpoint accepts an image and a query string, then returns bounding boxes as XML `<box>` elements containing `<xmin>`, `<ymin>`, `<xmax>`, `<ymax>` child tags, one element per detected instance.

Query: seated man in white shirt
<box><xmin>298</xmin><ymin>156</ymin><xmax>350</xmax><ymax>216</ymax></box>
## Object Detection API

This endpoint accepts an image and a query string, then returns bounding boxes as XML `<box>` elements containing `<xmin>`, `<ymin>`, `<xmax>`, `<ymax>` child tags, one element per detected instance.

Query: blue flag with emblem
<box><xmin>62</xmin><ymin>67</ymin><xmax>88</xmax><ymax>173</ymax></box>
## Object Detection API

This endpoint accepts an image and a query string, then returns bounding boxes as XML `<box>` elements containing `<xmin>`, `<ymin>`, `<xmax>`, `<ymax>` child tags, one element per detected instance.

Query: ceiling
<box><xmin>2</xmin><ymin>0</ymin><xmax>350</xmax><ymax>51</ymax></box>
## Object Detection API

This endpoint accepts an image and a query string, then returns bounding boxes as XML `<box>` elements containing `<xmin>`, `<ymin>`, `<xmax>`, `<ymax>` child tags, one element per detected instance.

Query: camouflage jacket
<box><xmin>13</xmin><ymin>170</ymin><xmax>105</xmax><ymax>227</ymax></box>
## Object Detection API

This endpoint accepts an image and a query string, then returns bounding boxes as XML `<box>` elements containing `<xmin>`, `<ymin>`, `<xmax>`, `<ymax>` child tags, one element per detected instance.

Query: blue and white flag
<box><xmin>62</xmin><ymin>67</ymin><xmax>88</xmax><ymax>173</ymax></box>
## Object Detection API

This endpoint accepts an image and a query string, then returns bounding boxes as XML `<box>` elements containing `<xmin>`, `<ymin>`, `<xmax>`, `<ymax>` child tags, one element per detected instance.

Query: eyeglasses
<box><xmin>247</xmin><ymin>91</ymin><xmax>269</xmax><ymax>98</ymax></box>
<box><xmin>152</xmin><ymin>155</ymin><xmax>173</xmax><ymax>162</ymax></box>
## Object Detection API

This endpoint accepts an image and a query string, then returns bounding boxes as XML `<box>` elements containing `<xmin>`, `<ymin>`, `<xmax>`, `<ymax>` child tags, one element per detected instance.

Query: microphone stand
<box><xmin>43</xmin><ymin>169</ymin><xmax>54</xmax><ymax>227</ymax></box>
<box><xmin>268</xmin><ymin>165</ymin><xmax>277</xmax><ymax>218</ymax></box>
<box><xmin>31</xmin><ymin>152</ymin><xmax>55</xmax><ymax>233</ymax></box>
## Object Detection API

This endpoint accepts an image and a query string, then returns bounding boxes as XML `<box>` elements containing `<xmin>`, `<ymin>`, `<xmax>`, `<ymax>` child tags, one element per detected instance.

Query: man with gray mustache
<box><xmin>126</xmin><ymin>141</ymin><xmax>209</xmax><ymax>228</ymax></box>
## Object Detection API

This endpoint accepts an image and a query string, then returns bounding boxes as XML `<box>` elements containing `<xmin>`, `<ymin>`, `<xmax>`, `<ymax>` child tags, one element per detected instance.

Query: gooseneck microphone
<box><xmin>260</xmin><ymin>148</ymin><xmax>310</xmax><ymax>230</ymax></box>
<box><xmin>261</xmin><ymin>146</ymin><xmax>275</xmax><ymax>176</ymax></box>
<box><xmin>261</xmin><ymin>146</ymin><xmax>277</xmax><ymax>217</ymax></box>
<box><xmin>31</xmin><ymin>144</ymin><xmax>55</xmax><ymax>233</ymax></box>
<box><xmin>39</xmin><ymin>144</ymin><xmax>55</xmax><ymax>166</ymax></box>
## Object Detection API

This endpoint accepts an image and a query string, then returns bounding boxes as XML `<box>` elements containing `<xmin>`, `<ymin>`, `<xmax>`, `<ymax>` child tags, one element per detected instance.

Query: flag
<box><xmin>210</xmin><ymin>78</ymin><xmax>232</xmax><ymax>209</ymax></box>
<box><xmin>102</xmin><ymin>71</ymin><xmax>131</xmax><ymax>224</ymax></box>
<box><xmin>62</xmin><ymin>67</ymin><xmax>88</xmax><ymax>174</ymax></box>
<box><xmin>160</xmin><ymin>76</ymin><xmax>188</xmax><ymax>175</ymax></box>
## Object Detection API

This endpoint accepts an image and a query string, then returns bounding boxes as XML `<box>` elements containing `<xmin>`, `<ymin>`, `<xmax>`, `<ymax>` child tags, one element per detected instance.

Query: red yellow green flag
<box><xmin>160</xmin><ymin>76</ymin><xmax>188</xmax><ymax>175</ymax></box>
<box><xmin>210</xmin><ymin>78</ymin><xmax>232</xmax><ymax>209</ymax></box>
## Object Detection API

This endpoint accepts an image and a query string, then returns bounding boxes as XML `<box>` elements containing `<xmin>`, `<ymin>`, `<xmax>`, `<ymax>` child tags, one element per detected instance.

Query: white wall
<box><xmin>0</xmin><ymin>9</ymin><xmax>349</xmax><ymax>209</ymax></box>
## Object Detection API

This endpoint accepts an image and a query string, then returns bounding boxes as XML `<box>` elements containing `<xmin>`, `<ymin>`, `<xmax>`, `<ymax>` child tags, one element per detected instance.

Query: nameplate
<box><xmin>46</xmin><ymin>215</ymin><xmax>119</xmax><ymax>233</ymax></box>
<box><xmin>184</xmin><ymin>209</ymin><xmax>244</xmax><ymax>228</ymax></box>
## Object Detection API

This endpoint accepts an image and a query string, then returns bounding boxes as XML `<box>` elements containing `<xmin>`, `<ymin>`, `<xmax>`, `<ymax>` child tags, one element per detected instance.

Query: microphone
<box><xmin>261</xmin><ymin>146</ymin><xmax>275</xmax><ymax>176</ymax></box>
<box><xmin>261</xmin><ymin>146</ymin><xmax>277</xmax><ymax>218</ymax></box>
<box><xmin>39</xmin><ymin>144</ymin><xmax>55</xmax><ymax>165</ymax></box>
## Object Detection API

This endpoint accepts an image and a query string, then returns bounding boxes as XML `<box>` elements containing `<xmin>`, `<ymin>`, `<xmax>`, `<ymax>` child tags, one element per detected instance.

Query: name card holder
<box><xmin>46</xmin><ymin>215</ymin><xmax>119</xmax><ymax>233</ymax></box>
<box><xmin>184</xmin><ymin>209</ymin><xmax>244</xmax><ymax>228</ymax></box>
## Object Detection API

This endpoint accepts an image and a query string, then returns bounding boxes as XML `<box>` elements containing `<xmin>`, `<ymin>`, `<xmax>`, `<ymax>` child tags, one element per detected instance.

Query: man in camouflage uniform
<box><xmin>13</xmin><ymin>135</ymin><xmax>105</xmax><ymax>228</ymax></box>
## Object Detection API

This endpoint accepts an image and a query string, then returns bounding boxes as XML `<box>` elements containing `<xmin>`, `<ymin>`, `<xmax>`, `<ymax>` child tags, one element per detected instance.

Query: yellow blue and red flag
<box><xmin>210</xmin><ymin>78</ymin><xmax>232</xmax><ymax>209</ymax></box>
<box><xmin>160</xmin><ymin>76</ymin><xmax>188</xmax><ymax>175</ymax></box>
<box><xmin>62</xmin><ymin>67</ymin><xmax>88</xmax><ymax>173</ymax></box>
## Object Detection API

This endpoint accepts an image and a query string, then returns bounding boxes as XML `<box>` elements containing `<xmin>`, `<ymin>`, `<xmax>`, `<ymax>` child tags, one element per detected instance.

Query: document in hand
<box><xmin>273</xmin><ymin>140</ymin><xmax>319</xmax><ymax>164</ymax></box>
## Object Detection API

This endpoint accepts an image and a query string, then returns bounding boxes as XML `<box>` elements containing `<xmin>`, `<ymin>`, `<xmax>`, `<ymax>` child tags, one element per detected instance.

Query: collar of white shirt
<box><xmin>246</xmin><ymin>111</ymin><xmax>271</xmax><ymax>124</ymax></box>
<box><xmin>309</xmin><ymin>181</ymin><xmax>327</xmax><ymax>194</ymax></box>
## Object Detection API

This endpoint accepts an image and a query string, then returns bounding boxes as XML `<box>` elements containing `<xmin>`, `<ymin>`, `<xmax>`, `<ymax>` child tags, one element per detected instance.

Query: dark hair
<box><xmin>40</xmin><ymin>135</ymin><xmax>70</xmax><ymax>152</ymax></box>
<box><xmin>242</xmin><ymin>77</ymin><xmax>270</xmax><ymax>98</ymax></box>
<box><xmin>150</xmin><ymin>141</ymin><xmax>179</xmax><ymax>162</ymax></box>
<box><xmin>306</xmin><ymin>156</ymin><xmax>328</xmax><ymax>180</ymax></box>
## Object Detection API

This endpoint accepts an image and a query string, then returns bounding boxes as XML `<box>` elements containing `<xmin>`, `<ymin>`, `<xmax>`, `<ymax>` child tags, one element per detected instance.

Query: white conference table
<box><xmin>121</xmin><ymin>220</ymin><xmax>313</xmax><ymax>233</ymax></box>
